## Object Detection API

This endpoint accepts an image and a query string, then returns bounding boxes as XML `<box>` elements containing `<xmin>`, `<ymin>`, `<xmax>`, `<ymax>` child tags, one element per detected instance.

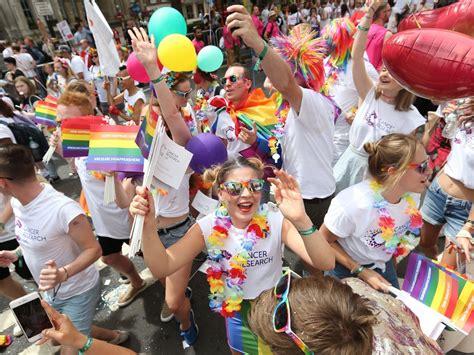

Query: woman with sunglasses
<box><xmin>333</xmin><ymin>0</ymin><xmax>425</xmax><ymax>194</ymax></box>
<box><xmin>130</xmin><ymin>156</ymin><xmax>335</xmax><ymax>354</ymax></box>
<box><xmin>89</xmin><ymin>48</ymin><xmax>117</xmax><ymax>115</ymax></box>
<box><xmin>321</xmin><ymin>133</ymin><xmax>431</xmax><ymax>291</ymax></box>
<box><xmin>420</xmin><ymin>105</ymin><xmax>474</xmax><ymax>269</ymax></box>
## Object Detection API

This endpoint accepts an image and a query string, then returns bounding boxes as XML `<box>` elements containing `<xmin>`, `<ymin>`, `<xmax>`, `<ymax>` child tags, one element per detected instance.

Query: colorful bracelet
<box><xmin>253</xmin><ymin>41</ymin><xmax>268</xmax><ymax>71</ymax></box>
<box><xmin>351</xmin><ymin>265</ymin><xmax>365</xmax><ymax>275</ymax></box>
<box><xmin>78</xmin><ymin>337</ymin><xmax>93</xmax><ymax>355</ymax></box>
<box><xmin>358</xmin><ymin>24</ymin><xmax>370</xmax><ymax>32</ymax></box>
<box><xmin>150</xmin><ymin>75</ymin><xmax>164</xmax><ymax>84</ymax></box>
<box><xmin>298</xmin><ymin>225</ymin><xmax>318</xmax><ymax>237</ymax></box>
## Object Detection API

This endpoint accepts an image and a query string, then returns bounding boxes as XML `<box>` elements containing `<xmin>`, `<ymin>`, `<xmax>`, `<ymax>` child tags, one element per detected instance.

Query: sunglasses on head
<box><xmin>273</xmin><ymin>269</ymin><xmax>314</xmax><ymax>355</ymax></box>
<box><xmin>220</xmin><ymin>74</ymin><xmax>244</xmax><ymax>86</ymax></box>
<box><xmin>220</xmin><ymin>178</ymin><xmax>264</xmax><ymax>196</ymax></box>
<box><xmin>407</xmin><ymin>159</ymin><xmax>429</xmax><ymax>175</ymax></box>
<box><xmin>172</xmin><ymin>88</ymin><xmax>193</xmax><ymax>99</ymax></box>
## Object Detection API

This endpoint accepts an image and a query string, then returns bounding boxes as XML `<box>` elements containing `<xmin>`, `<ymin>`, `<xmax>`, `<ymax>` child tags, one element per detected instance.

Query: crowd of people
<box><xmin>0</xmin><ymin>0</ymin><xmax>472</xmax><ymax>354</ymax></box>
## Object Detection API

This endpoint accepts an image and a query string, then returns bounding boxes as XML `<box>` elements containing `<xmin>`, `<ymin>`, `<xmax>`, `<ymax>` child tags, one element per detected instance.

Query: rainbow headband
<box><xmin>270</xmin><ymin>25</ymin><xmax>327</xmax><ymax>91</ymax></box>
<box><xmin>322</xmin><ymin>18</ymin><xmax>356</xmax><ymax>71</ymax></box>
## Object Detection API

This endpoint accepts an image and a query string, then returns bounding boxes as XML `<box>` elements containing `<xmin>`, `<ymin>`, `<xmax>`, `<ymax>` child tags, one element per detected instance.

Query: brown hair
<box><xmin>0</xmin><ymin>99</ymin><xmax>14</xmax><ymax>118</ymax></box>
<box><xmin>229</xmin><ymin>63</ymin><xmax>252</xmax><ymax>82</ymax></box>
<box><xmin>375</xmin><ymin>87</ymin><xmax>415</xmax><ymax>111</ymax></box>
<box><xmin>202</xmin><ymin>157</ymin><xmax>264</xmax><ymax>187</ymax></box>
<box><xmin>166</xmin><ymin>72</ymin><xmax>190</xmax><ymax>91</ymax></box>
<box><xmin>58</xmin><ymin>90</ymin><xmax>93</xmax><ymax>116</ymax></box>
<box><xmin>14</xmin><ymin>76</ymin><xmax>37</xmax><ymax>96</ymax></box>
<box><xmin>364</xmin><ymin>133</ymin><xmax>419</xmax><ymax>191</ymax></box>
<box><xmin>248</xmin><ymin>276</ymin><xmax>376</xmax><ymax>355</ymax></box>
<box><xmin>0</xmin><ymin>144</ymin><xmax>36</xmax><ymax>182</ymax></box>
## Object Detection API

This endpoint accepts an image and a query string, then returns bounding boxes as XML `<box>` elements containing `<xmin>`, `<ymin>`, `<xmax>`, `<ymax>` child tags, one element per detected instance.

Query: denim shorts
<box><xmin>325</xmin><ymin>261</ymin><xmax>399</xmax><ymax>289</ymax></box>
<box><xmin>158</xmin><ymin>216</ymin><xmax>193</xmax><ymax>248</ymax></box>
<box><xmin>421</xmin><ymin>177</ymin><xmax>472</xmax><ymax>242</ymax></box>
<box><xmin>44</xmin><ymin>279</ymin><xmax>101</xmax><ymax>336</ymax></box>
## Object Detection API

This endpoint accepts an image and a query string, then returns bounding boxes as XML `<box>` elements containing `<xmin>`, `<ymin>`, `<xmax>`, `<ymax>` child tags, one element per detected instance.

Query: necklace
<box><xmin>180</xmin><ymin>105</ymin><xmax>198</xmax><ymax>136</ymax></box>
<box><xmin>206</xmin><ymin>204</ymin><xmax>270</xmax><ymax>317</ymax></box>
<box><xmin>370</xmin><ymin>180</ymin><xmax>422</xmax><ymax>258</ymax></box>
<box><xmin>380</xmin><ymin>92</ymin><xmax>396</xmax><ymax>103</ymax></box>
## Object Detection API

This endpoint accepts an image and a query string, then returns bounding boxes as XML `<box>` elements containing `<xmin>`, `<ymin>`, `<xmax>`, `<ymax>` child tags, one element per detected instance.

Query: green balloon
<box><xmin>148</xmin><ymin>7</ymin><xmax>187</xmax><ymax>47</ymax></box>
<box><xmin>197</xmin><ymin>46</ymin><xmax>224</xmax><ymax>73</ymax></box>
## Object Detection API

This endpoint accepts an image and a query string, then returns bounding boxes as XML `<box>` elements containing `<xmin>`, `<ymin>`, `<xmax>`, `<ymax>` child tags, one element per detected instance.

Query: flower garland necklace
<box><xmin>206</xmin><ymin>204</ymin><xmax>270</xmax><ymax>317</ymax></box>
<box><xmin>180</xmin><ymin>105</ymin><xmax>198</xmax><ymax>136</ymax></box>
<box><xmin>370</xmin><ymin>180</ymin><xmax>423</xmax><ymax>258</ymax></box>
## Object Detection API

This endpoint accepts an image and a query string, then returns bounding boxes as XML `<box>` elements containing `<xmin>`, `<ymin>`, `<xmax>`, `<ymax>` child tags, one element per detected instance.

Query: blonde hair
<box><xmin>202</xmin><ymin>157</ymin><xmax>265</xmax><ymax>187</ymax></box>
<box><xmin>248</xmin><ymin>276</ymin><xmax>376</xmax><ymax>355</ymax></box>
<box><xmin>364</xmin><ymin>133</ymin><xmax>419</xmax><ymax>191</ymax></box>
<box><xmin>375</xmin><ymin>86</ymin><xmax>415</xmax><ymax>112</ymax></box>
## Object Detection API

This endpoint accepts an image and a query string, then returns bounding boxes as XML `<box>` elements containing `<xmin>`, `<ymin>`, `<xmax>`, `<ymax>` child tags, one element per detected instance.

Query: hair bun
<box><xmin>363</xmin><ymin>142</ymin><xmax>377</xmax><ymax>156</ymax></box>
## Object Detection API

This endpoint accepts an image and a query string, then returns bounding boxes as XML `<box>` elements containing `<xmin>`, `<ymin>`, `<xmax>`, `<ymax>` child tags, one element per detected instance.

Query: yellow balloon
<box><xmin>158</xmin><ymin>34</ymin><xmax>197</xmax><ymax>72</ymax></box>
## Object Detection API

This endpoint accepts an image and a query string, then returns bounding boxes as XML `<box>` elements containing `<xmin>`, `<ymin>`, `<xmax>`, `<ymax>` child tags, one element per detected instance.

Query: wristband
<box><xmin>253</xmin><ymin>41</ymin><xmax>268</xmax><ymax>71</ymax></box>
<box><xmin>298</xmin><ymin>225</ymin><xmax>318</xmax><ymax>237</ymax></box>
<box><xmin>62</xmin><ymin>266</ymin><xmax>69</xmax><ymax>282</ymax></box>
<box><xmin>78</xmin><ymin>337</ymin><xmax>93</xmax><ymax>354</ymax></box>
<box><xmin>150</xmin><ymin>75</ymin><xmax>164</xmax><ymax>84</ymax></box>
<box><xmin>351</xmin><ymin>265</ymin><xmax>365</xmax><ymax>275</ymax></box>
<box><xmin>357</xmin><ymin>24</ymin><xmax>370</xmax><ymax>32</ymax></box>
<box><xmin>15</xmin><ymin>249</ymin><xmax>22</xmax><ymax>269</ymax></box>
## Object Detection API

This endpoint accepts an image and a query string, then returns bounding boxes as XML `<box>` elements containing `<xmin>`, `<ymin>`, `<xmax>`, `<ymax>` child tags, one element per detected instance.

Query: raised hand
<box><xmin>127</xmin><ymin>27</ymin><xmax>158</xmax><ymax>70</ymax></box>
<box><xmin>226</xmin><ymin>5</ymin><xmax>262</xmax><ymax>50</ymax></box>
<box><xmin>268</xmin><ymin>170</ymin><xmax>308</xmax><ymax>229</ymax></box>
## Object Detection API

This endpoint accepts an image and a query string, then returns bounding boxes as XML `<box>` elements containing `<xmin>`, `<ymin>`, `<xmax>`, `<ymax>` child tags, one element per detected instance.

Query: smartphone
<box><xmin>9</xmin><ymin>292</ymin><xmax>53</xmax><ymax>342</ymax></box>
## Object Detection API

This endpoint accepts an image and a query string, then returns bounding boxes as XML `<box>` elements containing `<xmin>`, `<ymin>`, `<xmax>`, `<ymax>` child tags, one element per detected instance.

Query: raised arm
<box><xmin>130</xmin><ymin>186</ymin><xmax>205</xmax><ymax>278</ymax></box>
<box><xmin>128</xmin><ymin>27</ymin><xmax>191</xmax><ymax>147</ymax></box>
<box><xmin>351</xmin><ymin>0</ymin><xmax>383</xmax><ymax>101</ymax></box>
<box><xmin>226</xmin><ymin>5</ymin><xmax>303</xmax><ymax>113</ymax></box>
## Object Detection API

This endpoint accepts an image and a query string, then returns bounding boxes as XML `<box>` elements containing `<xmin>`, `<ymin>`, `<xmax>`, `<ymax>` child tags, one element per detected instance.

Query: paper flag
<box><xmin>61</xmin><ymin>116</ymin><xmax>106</xmax><ymax>158</ymax></box>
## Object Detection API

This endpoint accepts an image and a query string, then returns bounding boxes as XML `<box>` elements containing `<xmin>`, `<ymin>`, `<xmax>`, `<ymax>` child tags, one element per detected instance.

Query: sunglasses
<box><xmin>273</xmin><ymin>269</ymin><xmax>313</xmax><ymax>355</ymax></box>
<box><xmin>220</xmin><ymin>74</ymin><xmax>244</xmax><ymax>86</ymax></box>
<box><xmin>172</xmin><ymin>88</ymin><xmax>193</xmax><ymax>99</ymax></box>
<box><xmin>407</xmin><ymin>159</ymin><xmax>429</xmax><ymax>175</ymax></box>
<box><xmin>117</xmin><ymin>76</ymin><xmax>131</xmax><ymax>82</ymax></box>
<box><xmin>220</xmin><ymin>178</ymin><xmax>264</xmax><ymax>196</ymax></box>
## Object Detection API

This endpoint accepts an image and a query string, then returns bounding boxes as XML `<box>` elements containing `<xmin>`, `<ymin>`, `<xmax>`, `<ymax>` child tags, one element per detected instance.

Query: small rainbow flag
<box><xmin>403</xmin><ymin>253</ymin><xmax>474</xmax><ymax>334</ymax></box>
<box><xmin>61</xmin><ymin>116</ymin><xmax>107</xmax><ymax>158</ymax></box>
<box><xmin>135</xmin><ymin>104</ymin><xmax>159</xmax><ymax>159</ymax></box>
<box><xmin>87</xmin><ymin>125</ymin><xmax>144</xmax><ymax>172</ymax></box>
<box><xmin>34</xmin><ymin>96</ymin><xmax>58</xmax><ymax>127</ymax></box>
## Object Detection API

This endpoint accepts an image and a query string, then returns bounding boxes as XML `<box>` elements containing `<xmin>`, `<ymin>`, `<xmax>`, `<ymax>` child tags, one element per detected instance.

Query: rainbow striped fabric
<box><xmin>135</xmin><ymin>104</ymin><xmax>159</xmax><ymax>159</ymax></box>
<box><xmin>61</xmin><ymin>116</ymin><xmax>107</xmax><ymax>158</ymax></box>
<box><xmin>87</xmin><ymin>125</ymin><xmax>144</xmax><ymax>172</ymax></box>
<box><xmin>34</xmin><ymin>95</ymin><xmax>58</xmax><ymax>127</ymax></box>
<box><xmin>403</xmin><ymin>253</ymin><xmax>473</xmax><ymax>333</ymax></box>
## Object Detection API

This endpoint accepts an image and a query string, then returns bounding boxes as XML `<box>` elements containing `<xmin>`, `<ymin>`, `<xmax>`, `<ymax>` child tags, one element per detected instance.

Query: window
<box><xmin>20</xmin><ymin>0</ymin><xmax>37</xmax><ymax>28</ymax></box>
<box><xmin>197</xmin><ymin>4</ymin><xmax>204</xmax><ymax>16</ymax></box>
<box><xmin>185</xmin><ymin>5</ymin><xmax>194</xmax><ymax>19</ymax></box>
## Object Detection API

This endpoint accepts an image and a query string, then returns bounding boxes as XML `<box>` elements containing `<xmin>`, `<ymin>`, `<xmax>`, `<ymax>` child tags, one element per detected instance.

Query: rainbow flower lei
<box><xmin>370</xmin><ymin>180</ymin><xmax>423</xmax><ymax>258</ymax></box>
<box><xmin>206</xmin><ymin>204</ymin><xmax>270</xmax><ymax>317</ymax></box>
<box><xmin>180</xmin><ymin>105</ymin><xmax>198</xmax><ymax>136</ymax></box>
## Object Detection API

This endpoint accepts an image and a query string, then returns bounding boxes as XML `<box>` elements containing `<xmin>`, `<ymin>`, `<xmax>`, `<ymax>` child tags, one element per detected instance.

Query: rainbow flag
<box><xmin>61</xmin><ymin>116</ymin><xmax>107</xmax><ymax>158</ymax></box>
<box><xmin>403</xmin><ymin>253</ymin><xmax>474</xmax><ymax>334</ymax></box>
<box><xmin>34</xmin><ymin>96</ymin><xmax>58</xmax><ymax>127</ymax></box>
<box><xmin>135</xmin><ymin>104</ymin><xmax>159</xmax><ymax>159</ymax></box>
<box><xmin>87</xmin><ymin>125</ymin><xmax>144</xmax><ymax>172</ymax></box>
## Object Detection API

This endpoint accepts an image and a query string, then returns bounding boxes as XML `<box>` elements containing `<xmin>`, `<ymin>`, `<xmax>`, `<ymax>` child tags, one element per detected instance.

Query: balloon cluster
<box><xmin>127</xmin><ymin>8</ymin><xmax>224</xmax><ymax>83</ymax></box>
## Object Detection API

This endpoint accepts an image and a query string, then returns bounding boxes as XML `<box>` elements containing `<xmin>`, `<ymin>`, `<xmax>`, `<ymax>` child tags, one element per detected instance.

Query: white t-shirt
<box><xmin>124</xmin><ymin>90</ymin><xmax>146</xmax><ymax>118</ymax></box>
<box><xmin>282</xmin><ymin>88</ymin><xmax>336</xmax><ymax>199</ymax></box>
<box><xmin>349</xmin><ymin>88</ymin><xmax>426</xmax><ymax>152</ymax></box>
<box><xmin>445</xmin><ymin>128</ymin><xmax>474</xmax><ymax>189</ymax></box>
<box><xmin>75</xmin><ymin>157</ymin><xmax>131</xmax><ymax>239</ymax></box>
<box><xmin>214</xmin><ymin>110</ymin><xmax>251</xmax><ymax>160</ymax></box>
<box><xmin>11</xmin><ymin>184</ymin><xmax>99</xmax><ymax>299</ymax></box>
<box><xmin>69</xmin><ymin>55</ymin><xmax>92</xmax><ymax>82</ymax></box>
<box><xmin>0</xmin><ymin>117</ymin><xmax>16</xmax><ymax>143</ymax></box>
<box><xmin>287</xmin><ymin>13</ymin><xmax>300</xmax><ymax>26</ymax></box>
<box><xmin>154</xmin><ymin>173</ymin><xmax>191</xmax><ymax>218</ymax></box>
<box><xmin>0</xmin><ymin>193</ymin><xmax>15</xmax><ymax>243</ymax></box>
<box><xmin>14</xmin><ymin>53</ymin><xmax>36</xmax><ymax>78</ymax></box>
<box><xmin>90</xmin><ymin>65</ymin><xmax>108</xmax><ymax>103</ymax></box>
<box><xmin>197</xmin><ymin>203</ymin><xmax>284</xmax><ymax>299</ymax></box>
<box><xmin>324</xmin><ymin>180</ymin><xmax>420</xmax><ymax>271</ymax></box>
<box><xmin>326</xmin><ymin>58</ymin><xmax>379</xmax><ymax>162</ymax></box>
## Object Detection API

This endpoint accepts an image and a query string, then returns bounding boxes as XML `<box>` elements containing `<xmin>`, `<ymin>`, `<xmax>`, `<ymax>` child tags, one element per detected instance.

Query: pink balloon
<box><xmin>126</xmin><ymin>53</ymin><xmax>163</xmax><ymax>83</ymax></box>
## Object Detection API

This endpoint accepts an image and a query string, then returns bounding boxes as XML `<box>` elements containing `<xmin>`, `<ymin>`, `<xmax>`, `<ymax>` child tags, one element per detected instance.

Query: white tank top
<box><xmin>445</xmin><ymin>128</ymin><xmax>474</xmax><ymax>189</ymax></box>
<box><xmin>153</xmin><ymin>173</ymin><xmax>191</xmax><ymax>218</ymax></box>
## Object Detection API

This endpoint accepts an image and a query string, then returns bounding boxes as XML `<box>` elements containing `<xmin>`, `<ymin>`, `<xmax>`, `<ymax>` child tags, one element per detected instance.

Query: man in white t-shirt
<box><xmin>227</xmin><ymin>6</ymin><xmax>338</xmax><ymax>228</ymax></box>
<box><xmin>0</xmin><ymin>144</ymin><xmax>127</xmax><ymax>353</ymax></box>
<box><xmin>58</xmin><ymin>44</ymin><xmax>92</xmax><ymax>82</ymax></box>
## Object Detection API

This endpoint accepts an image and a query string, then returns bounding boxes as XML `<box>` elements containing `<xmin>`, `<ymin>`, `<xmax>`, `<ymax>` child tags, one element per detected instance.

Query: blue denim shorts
<box><xmin>44</xmin><ymin>279</ymin><xmax>101</xmax><ymax>336</ymax></box>
<box><xmin>158</xmin><ymin>216</ymin><xmax>194</xmax><ymax>248</ymax></box>
<box><xmin>421</xmin><ymin>177</ymin><xmax>472</xmax><ymax>242</ymax></box>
